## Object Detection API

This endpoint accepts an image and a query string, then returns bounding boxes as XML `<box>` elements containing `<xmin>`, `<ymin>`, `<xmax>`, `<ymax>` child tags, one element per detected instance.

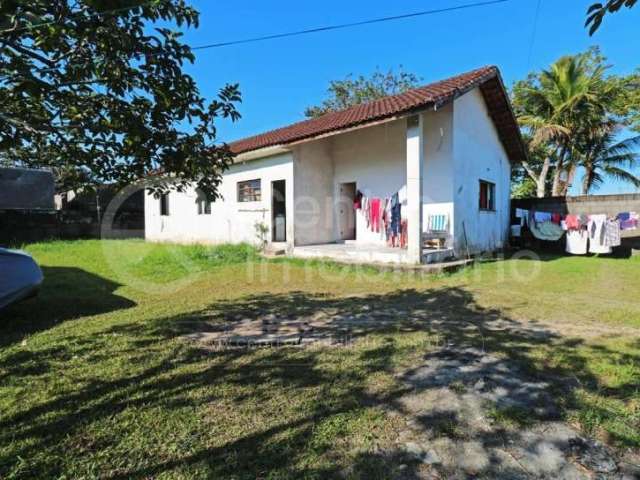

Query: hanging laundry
<box><xmin>618</xmin><ymin>212</ymin><xmax>639</xmax><ymax>230</ymax></box>
<box><xmin>534</xmin><ymin>211</ymin><xmax>552</xmax><ymax>224</ymax></box>
<box><xmin>400</xmin><ymin>220</ymin><xmax>408</xmax><ymax>249</ymax></box>
<box><xmin>383</xmin><ymin>197</ymin><xmax>392</xmax><ymax>239</ymax></box>
<box><xmin>369</xmin><ymin>198</ymin><xmax>381</xmax><ymax>233</ymax></box>
<box><xmin>604</xmin><ymin>219</ymin><xmax>621</xmax><ymax>248</ymax></box>
<box><xmin>389</xmin><ymin>193</ymin><xmax>401</xmax><ymax>246</ymax></box>
<box><xmin>579</xmin><ymin>214</ymin><xmax>590</xmax><ymax>228</ymax></box>
<box><xmin>515</xmin><ymin>208</ymin><xmax>529</xmax><ymax>227</ymax></box>
<box><xmin>563</xmin><ymin>214</ymin><xmax>581</xmax><ymax>231</ymax></box>
<box><xmin>354</xmin><ymin>190</ymin><xmax>363</xmax><ymax>210</ymax></box>
<box><xmin>588</xmin><ymin>214</ymin><xmax>611</xmax><ymax>254</ymax></box>
<box><xmin>527</xmin><ymin>210</ymin><xmax>535</xmax><ymax>229</ymax></box>
<box><xmin>529</xmin><ymin>221</ymin><xmax>564</xmax><ymax>241</ymax></box>
<box><xmin>566</xmin><ymin>229</ymin><xmax>589</xmax><ymax>255</ymax></box>
<box><xmin>361</xmin><ymin>196</ymin><xmax>370</xmax><ymax>228</ymax></box>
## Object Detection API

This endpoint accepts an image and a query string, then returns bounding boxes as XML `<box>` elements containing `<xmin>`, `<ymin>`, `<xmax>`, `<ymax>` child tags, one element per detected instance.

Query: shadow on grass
<box><xmin>0</xmin><ymin>266</ymin><xmax>135</xmax><ymax>347</ymax></box>
<box><xmin>0</xmin><ymin>287</ymin><xmax>637</xmax><ymax>478</ymax></box>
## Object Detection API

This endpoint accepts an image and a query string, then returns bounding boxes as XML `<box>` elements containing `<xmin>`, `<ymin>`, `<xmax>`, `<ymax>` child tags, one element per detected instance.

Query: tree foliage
<box><xmin>578</xmin><ymin>121</ymin><xmax>640</xmax><ymax>194</ymax></box>
<box><xmin>511</xmin><ymin>48</ymin><xmax>640</xmax><ymax>197</ymax></box>
<box><xmin>586</xmin><ymin>0</ymin><xmax>638</xmax><ymax>35</ymax></box>
<box><xmin>0</xmin><ymin>0</ymin><xmax>241</xmax><ymax>198</ymax></box>
<box><xmin>305</xmin><ymin>67</ymin><xmax>421</xmax><ymax>118</ymax></box>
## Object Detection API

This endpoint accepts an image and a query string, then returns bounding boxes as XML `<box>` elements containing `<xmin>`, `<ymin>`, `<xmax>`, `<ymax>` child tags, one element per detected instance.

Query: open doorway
<box><xmin>338</xmin><ymin>182</ymin><xmax>356</xmax><ymax>241</ymax></box>
<box><xmin>271</xmin><ymin>180</ymin><xmax>286</xmax><ymax>242</ymax></box>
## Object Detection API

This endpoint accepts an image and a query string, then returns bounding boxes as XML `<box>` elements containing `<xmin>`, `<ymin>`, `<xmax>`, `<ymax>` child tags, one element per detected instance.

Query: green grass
<box><xmin>0</xmin><ymin>240</ymin><xmax>639</xmax><ymax>478</ymax></box>
<box><xmin>487</xmin><ymin>405</ymin><xmax>535</xmax><ymax>429</ymax></box>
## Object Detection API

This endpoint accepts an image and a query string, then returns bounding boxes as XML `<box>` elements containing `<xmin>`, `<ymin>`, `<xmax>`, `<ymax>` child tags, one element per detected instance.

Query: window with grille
<box><xmin>196</xmin><ymin>189</ymin><xmax>212</xmax><ymax>214</ymax></box>
<box><xmin>159</xmin><ymin>193</ymin><xmax>170</xmax><ymax>216</ymax></box>
<box><xmin>479</xmin><ymin>180</ymin><xmax>495</xmax><ymax>211</ymax></box>
<box><xmin>237</xmin><ymin>179</ymin><xmax>261</xmax><ymax>202</ymax></box>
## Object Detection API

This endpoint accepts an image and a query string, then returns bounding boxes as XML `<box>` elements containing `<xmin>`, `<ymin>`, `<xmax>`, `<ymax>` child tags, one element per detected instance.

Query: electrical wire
<box><xmin>192</xmin><ymin>0</ymin><xmax>510</xmax><ymax>50</ymax></box>
<box><xmin>1</xmin><ymin>0</ymin><xmax>512</xmax><ymax>77</ymax></box>
<box><xmin>526</xmin><ymin>0</ymin><xmax>542</xmax><ymax>70</ymax></box>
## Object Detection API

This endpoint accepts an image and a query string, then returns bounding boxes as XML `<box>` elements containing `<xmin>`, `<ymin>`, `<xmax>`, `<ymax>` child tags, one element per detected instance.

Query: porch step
<box><xmin>419</xmin><ymin>258</ymin><xmax>474</xmax><ymax>274</ymax></box>
<box><xmin>422</xmin><ymin>248</ymin><xmax>455</xmax><ymax>264</ymax></box>
<box><xmin>263</xmin><ymin>245</ymin><xmax>287</xmax><ymax>257</ymax></box>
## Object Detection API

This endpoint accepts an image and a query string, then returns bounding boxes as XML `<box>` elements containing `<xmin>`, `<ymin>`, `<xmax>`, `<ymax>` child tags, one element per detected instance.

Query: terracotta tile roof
<box><xmin>230</xmin><ymin>65</ymin><xmax>526</xmax><ymax>163</ymax></box>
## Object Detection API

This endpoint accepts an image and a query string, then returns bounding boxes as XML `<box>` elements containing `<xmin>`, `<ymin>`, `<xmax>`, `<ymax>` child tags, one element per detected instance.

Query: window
<box><xmin>159</xmin><ymin>193</ymin><xmax>170</xmax><ymax>216</ymax></box>
<box><xmin>196</xmin><ymin>189</ymin><xmax>212</xmax><ymax>215</ymax></box>
<box><xmin>479</xmin><ymin>180</ymin><xmax>495</xmax><ymax>211</ymax></box>
<box><xmin>237</xmin><ymin>179</ymin><xmax>261</xmax><ymax>202</ymax></box>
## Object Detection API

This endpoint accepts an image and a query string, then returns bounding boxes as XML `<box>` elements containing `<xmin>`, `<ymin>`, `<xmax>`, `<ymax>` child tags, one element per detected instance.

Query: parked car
<box><xmin>0</xmin><ymin>248</ymin><xmax>44</xmax><ymax>310</ymax></box>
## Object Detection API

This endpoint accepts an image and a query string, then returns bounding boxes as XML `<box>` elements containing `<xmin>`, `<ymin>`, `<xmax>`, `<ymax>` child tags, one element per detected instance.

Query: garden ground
<box><xmin>0</xmin><ymin>240</ymin><xmax>638</xmax><ymax>479</ymax></box>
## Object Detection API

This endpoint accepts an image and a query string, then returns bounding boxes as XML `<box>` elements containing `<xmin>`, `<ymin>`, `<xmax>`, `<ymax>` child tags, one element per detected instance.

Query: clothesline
<box><xmin>355</xmin><ymin>189</ymin><xmax>407</xmax><ymax>248</ymax></box>
<box><xmin>513</xmin><ymin>208</ymin><xmax>638</xmax><ymax>255</ymax></box>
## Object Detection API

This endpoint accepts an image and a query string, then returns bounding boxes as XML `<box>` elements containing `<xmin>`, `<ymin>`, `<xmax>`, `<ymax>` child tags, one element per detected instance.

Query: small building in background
<box><xmin>0</xmin><ymin>168</ymin><xmax>144</xmax><ymax>246</ymax></box>
<box><xmin>0</xmin><ymin>167</ymin><xmax>55</xmax><ymax>210</ymax></box>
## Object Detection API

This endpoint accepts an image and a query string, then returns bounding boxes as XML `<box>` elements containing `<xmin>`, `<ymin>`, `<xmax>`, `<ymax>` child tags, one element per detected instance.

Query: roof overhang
<box><xmin>233</xmin><ymin>145</ymin><xmax>291</xmax><ymax>163</ymax></box>
<box><xmin>229</xmin><ymin>66</ymin><xmax>527</xmax><ymax>165</ymax></box>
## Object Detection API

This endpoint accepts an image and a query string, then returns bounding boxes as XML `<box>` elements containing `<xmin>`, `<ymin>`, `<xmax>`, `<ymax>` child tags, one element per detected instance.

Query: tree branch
<box><xmin>5</xmin><ymin>41</ymin><xmax>56</xmax><ymax>67</ymax></box>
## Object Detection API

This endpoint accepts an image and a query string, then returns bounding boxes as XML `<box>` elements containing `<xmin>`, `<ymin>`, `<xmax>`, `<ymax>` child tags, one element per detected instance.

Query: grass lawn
<box><xmin>0</xmin><ymin>240</ymin><xmax>638</xmax><ymax>478</ymax></box>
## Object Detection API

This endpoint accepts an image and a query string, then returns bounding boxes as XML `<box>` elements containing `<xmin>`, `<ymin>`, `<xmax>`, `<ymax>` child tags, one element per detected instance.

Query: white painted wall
<box><xmin>292</xmin><ymin>139</ymin><xmax>335</xmax><ymax>246</ymax></box>
<box><xmin>144</xmin><ymin>87</ymin><xmax>511</xmax><ymax>259</ymax></box>
<box><xmin>145</xmin><ymin>153</ymin><xmax>294</xmax><ymax>247</ymax></box>
<box><xmin>452</xmin><ymin>88</ymin><xmax>511</xmax><ymax>254</ymax></box>
<box><xmin>332</xmin><ymin>119</ymin><xmax>407</xmax><ymax>246</ymax></box>
<box><xmin>422</xmin><ymin>105</ymin><xmax>455</xmax><ymax>245</ymax></box>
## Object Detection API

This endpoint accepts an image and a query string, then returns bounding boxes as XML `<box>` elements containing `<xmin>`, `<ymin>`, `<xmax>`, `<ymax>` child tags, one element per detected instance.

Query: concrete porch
<box><xmin>291</xmin><ymin>242</ymin><xmax>454</xmax><ymax>265</ymax></box>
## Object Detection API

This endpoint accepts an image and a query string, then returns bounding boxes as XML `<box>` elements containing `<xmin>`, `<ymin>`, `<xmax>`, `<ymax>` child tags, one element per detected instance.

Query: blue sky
<box><xmin>179</xmin><ymin>0</ymin><xmax>640</xmax><ymax>194</ymax></box>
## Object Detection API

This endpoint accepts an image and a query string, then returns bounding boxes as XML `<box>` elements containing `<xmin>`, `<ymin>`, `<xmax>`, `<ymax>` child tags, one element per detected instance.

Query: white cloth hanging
<box><xmin>588</xmin><ymin>214</ymin><xmax>611</xmax><ymax>254</ymax></box>
<box><xmin>604</xmin><ymin>219</ymin><xmax>621</xmax><ymax>247</ymax></box>
<box><xmin>566</xmin><ymin>229</ymin><xmax>588</xmax><ymax>255</ymax></box>
<box><xmin>515</xmin><ymin>208</ymin><xmax>529</xmax><ymax>227</ymax></box>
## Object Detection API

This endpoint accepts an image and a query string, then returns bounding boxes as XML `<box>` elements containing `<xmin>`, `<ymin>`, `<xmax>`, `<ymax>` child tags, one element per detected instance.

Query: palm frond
<box><xmin>602</xmin><ymin>166</ymin><xmax>640</xmax><ymax>187</ymax></box>
<box><xmin>585</xmin><ymin>170</ymin><xmax>605</xmax><ymax>192</ymax></box>
<box><xmin>600</xmin><ymin>153</ymin><xmax>639</xmax><ymax>167</ymax></box>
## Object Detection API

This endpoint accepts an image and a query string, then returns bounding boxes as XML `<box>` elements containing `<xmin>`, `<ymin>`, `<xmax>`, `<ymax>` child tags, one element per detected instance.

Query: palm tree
<box><xmin>513</xmin><ymin>53</ymin><xmax>614</xmax><ymax>196</ymax></box>
<box><xmin>579</xmin><ymin>121</ymin><xmax>640</xmax><ymax>194</ymax></box>
<box><xmin>518</xmin><ymin>134</ymin><xmax>556</xmax><ymax>198</ymax></box>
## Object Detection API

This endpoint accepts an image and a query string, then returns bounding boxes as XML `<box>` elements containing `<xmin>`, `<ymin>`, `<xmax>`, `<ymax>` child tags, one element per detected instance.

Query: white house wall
<box><xmin>292</xmin><ymin>139</ymin><xmax>335</xmax><ymax>246</ymax></box>
<box><xmin>331</xmin><ymin>119</ymin><xmax>407</xmax><ymax>245</ymax></box>
<box><xmin>452</xmin><ymin>88</ymin><xmax>511</xmax><ymax>253</ymax></box>
<box><xmin>144</xmin><ymin>87</ymin><xmax>512</xmax><ymax>259</ymax></box>
<box><xmin>145</xmin><ymin>153</ymin><xmax>294</xmax><ymax>246</ymax></box>
<box><xmin>422</xmin><ymin>105</ymin><xmax>455</xmax><ymax>243</ymax></box>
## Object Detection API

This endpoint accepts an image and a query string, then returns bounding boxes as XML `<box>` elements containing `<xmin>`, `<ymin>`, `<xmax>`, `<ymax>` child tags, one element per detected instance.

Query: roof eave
<box><xmin>232</xmin><ymin>108</ymin><xmax>432</xmax><ymax>159</ymax></box>
<box><xmin>233</xmin><ymin>145</ymin><xmax>292</xmax><ymax>162</ymax></box>
<box><xmin>230</xmin><ymin>66</ymin><xmax>528</xmax><ymax>165</ymax></box>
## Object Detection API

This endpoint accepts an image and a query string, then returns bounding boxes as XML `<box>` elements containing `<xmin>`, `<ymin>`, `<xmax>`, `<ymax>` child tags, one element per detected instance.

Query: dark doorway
<box><xmin>338</xmin><ymin>182</ymin><xmax>356</xmax><ymax>241</ymax></box>
<box><xmin>271</xmin><ymin>180</ymin><xmax>286</xmax><ymax>242</ymax></box>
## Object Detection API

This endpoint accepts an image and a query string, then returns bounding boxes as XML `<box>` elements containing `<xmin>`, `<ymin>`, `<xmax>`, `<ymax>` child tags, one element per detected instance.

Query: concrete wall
<box><xmin>0</xmin><ymin>208</ymin><xmax>144</xmax><ymax>247</ymax></box>
<box><xmin>145</xmin><ymin>153</ymin><xmax>294</xmax><ymax>246</ymax></box>
<box><xmin>0</xmin><ymin>167</ymin><xmax>55</xmax><ymax>210</ymax></box>
<box><xmin>422</xmin><ymin>105</ymin><xmax>455</xmax><ymax>242</ymax></box>
<box><xmin>452</xmin><ymin>88</ymin><xmax>511</xmax><ymax>254</ymax></box>
<box><xmin>292</xmin><ymin>139</ymin><xmax>334</xmax><ymax>246</ymax></box>
<box><xmin>512</xmin><ymin>194</ymin><xmax>640</xmax><ymax>240</ymax></box>
<box><xmin>332</xmin><ymin>118</ymin><xmax>407</xmax><ymax>245</ymax></box>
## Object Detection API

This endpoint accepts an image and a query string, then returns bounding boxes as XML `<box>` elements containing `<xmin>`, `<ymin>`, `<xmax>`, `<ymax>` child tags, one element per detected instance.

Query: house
<box><xmin>145</xmin><ymin>66</ymin><xmax>526</xmax><ymax>264</ymax></box>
